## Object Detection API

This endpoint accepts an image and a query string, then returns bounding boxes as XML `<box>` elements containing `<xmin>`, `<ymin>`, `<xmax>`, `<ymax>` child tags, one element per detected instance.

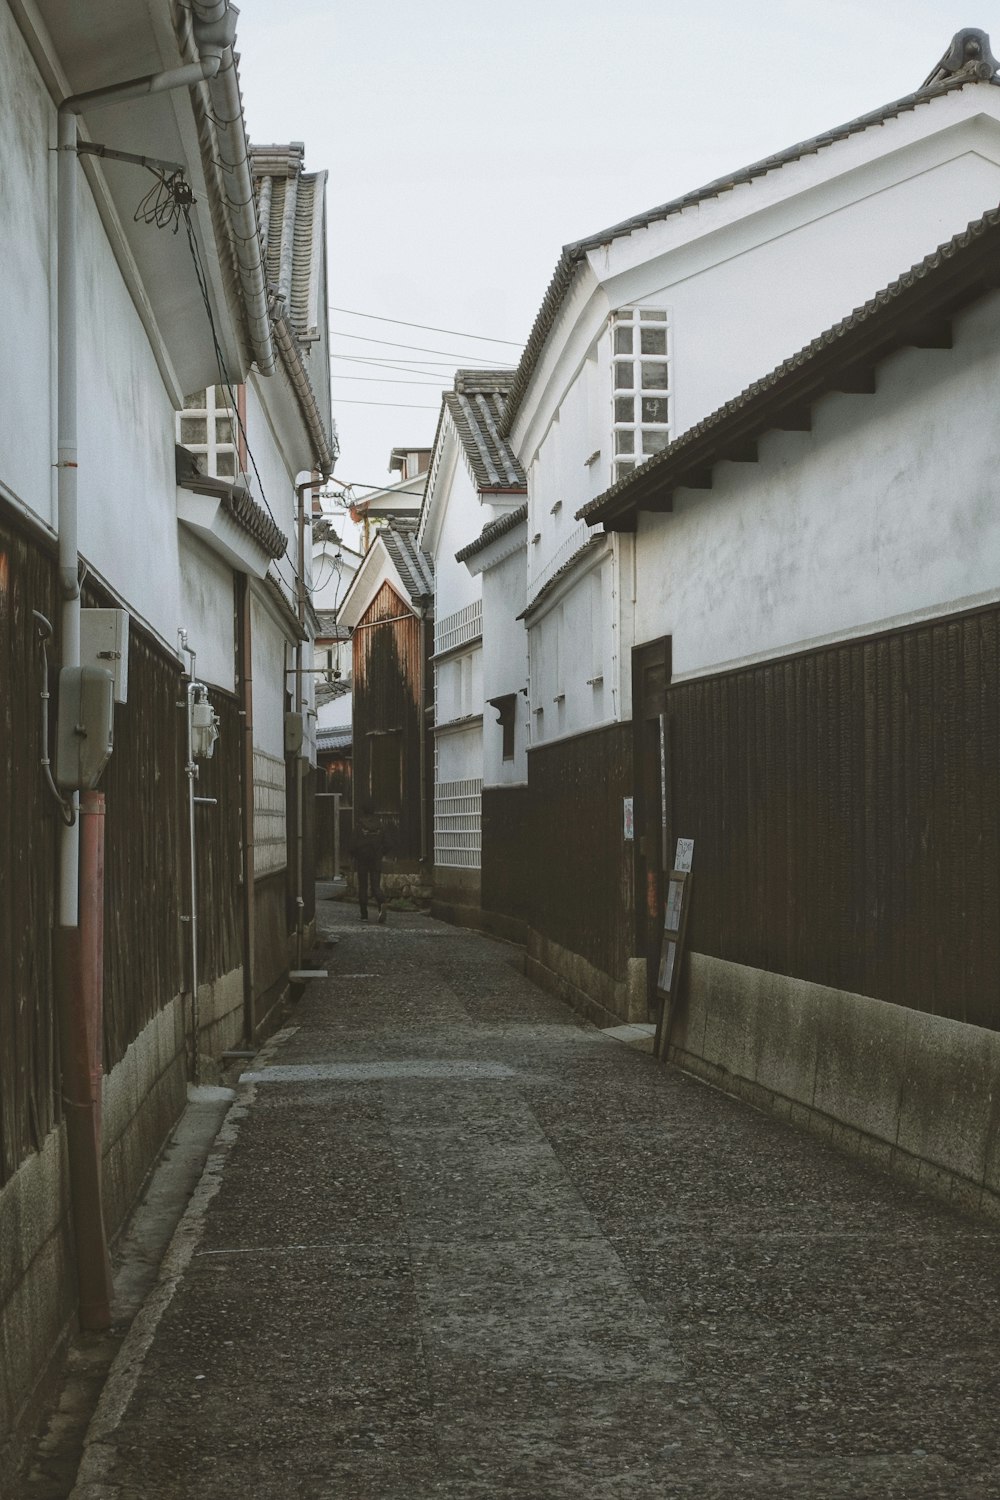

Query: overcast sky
<box><xmin>234</xmin><ymin>1</ymin><xmax>999</xmax><ymax>493</ymax></box>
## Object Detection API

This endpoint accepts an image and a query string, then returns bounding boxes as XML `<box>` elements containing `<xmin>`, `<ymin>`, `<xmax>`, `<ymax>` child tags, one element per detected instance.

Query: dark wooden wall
<box><xmin>0</xmin><ymin>511</ymin><xmax>59</xmax><ymax>1188</ymax></box>
<box><xmin>668</xmin><ymin>603</ymin><xmax>1000</xmax><ymax>1031</ymax></box>
<box><xmin>193</xmin><ymin>689</ymin><xmax>244</xmax><ymax>991</ymax></box>
<box><xmin>0</xmin><ymin>497</ymin><xmax>251</xmax><ymax>1191</ymax></box>
<box><xmin>96</xmin><ymin>606</ymin><xmax>185</xmax><ymax>1069</ymax></box>
<box><xmin>527</xmin><ymin>724</ymin><xmax>634</xmax><ymax>982</ymax></box>
<box><xmin>351</xmin><ymin>582</ymin><xmax>430</xmax><ymax>861</ymax></box>
<box><xmin>481</xmin><ymin>786</ymin><xmax>531</xmax><ymax>924</ymax></box>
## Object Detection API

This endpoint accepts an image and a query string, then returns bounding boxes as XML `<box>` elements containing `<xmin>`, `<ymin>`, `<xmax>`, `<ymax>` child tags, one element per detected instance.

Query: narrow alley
<box><xmin>70</xmin><ymin>900</ymin><xmax>1000</xmax><ymax>1500</ymax></box>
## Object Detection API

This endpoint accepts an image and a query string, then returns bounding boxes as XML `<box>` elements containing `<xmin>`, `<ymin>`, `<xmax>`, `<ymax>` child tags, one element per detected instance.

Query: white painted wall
<box><xmin>250</xmin><ymin>592</ymin><xmax>289</xmax><ymax>761</ymax></box>
<box><xmin>510</xmin><ymin>81</ymin><xmax>1000</xmax><ymax>746</ymax></box>
<box><xmin>178</xmin><ymin>533</ymin><xmax>236</xmax><ymax>693</ymax></box>
<box><xmin>634</xmin><ymin>291</ymin><xmax>1000</xmax><ymax>679</ymax></box>
<box><xmin>478</xmin><ymin>534</ymin><xmax>529</xmax><ymax>786</ymax></box>
<box><xmin>0</xmin><ymin>10</ymin><xmax>186</xmax><ymax>644</ymax></box>
<box><xmin>0</xmin><ymin>6</ymin><xmax>57</xmax><ymax>530</ymax></box>
<box><xmin>528</xmin><ymin>549</ymin><xmax>612</xmax><ymax>745</ymax></box>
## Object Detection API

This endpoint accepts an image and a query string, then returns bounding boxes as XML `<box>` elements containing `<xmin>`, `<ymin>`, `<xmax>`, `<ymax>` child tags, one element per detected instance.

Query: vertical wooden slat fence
<box><xmin>668</xmin><ymin>605</ymin><xmax>1000</xmax><ymax>1030</ymax></box>
<box><xmin>0</xmin><ymin>514</ymin><xmax>59</xmax><ymax>1188</ymax></box>
<box><xmin>527</xmin><ymin>723</ymin><xmax>633</xmax><ymax>982</ymax></box>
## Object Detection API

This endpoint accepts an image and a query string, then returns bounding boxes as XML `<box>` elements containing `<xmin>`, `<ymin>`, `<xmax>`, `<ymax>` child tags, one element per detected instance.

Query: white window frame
<box><xmin>610</xmin><ymin>308</ymin><xmax>671</xmax><ymax>485</ymax></box>
<box><xmin>177</xmin><ymin>385</ymin><xmax>239</xmax><ymax>479</ymax></box>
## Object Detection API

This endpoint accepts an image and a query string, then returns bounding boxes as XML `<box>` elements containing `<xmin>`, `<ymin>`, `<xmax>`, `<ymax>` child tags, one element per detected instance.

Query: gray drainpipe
<box><xmin>55</xmin><ymin>15</ymin><xmax>232</xmax><ymax>1332</ymax></box>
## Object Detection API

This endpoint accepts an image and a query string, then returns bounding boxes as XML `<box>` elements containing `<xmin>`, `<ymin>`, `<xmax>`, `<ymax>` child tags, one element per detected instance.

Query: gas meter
<box><xmin>190</xmin><ymin>690</ymin><xmax>220</xmax><ymax>760</ymax></box>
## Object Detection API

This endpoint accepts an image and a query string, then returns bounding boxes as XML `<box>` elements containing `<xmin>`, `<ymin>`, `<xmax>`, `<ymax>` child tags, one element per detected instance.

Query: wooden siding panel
<box><xmin>668</xmin><ymin>604</ymin><xmax>1000</xmax><ymax>1031</ymax></box>
<box><xmin>528</xmin><ymin>725</ymin><xmax>633</xmax><ymax>982</ymax></box>
<box><xmin>0</xmin><ymin>513</ymin><xmax>59</xmax><ymax>1186</ymax></box>
<box><xmin>351</xmin><ymin>582</ymin><xmax>429</xmax><ymax>861</ymax></box>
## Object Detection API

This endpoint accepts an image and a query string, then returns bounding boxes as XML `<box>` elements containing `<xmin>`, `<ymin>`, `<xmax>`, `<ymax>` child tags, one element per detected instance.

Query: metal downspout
<box><xmin>55</xmin><ymin>45</ymin><xmax>224</xmax><ymax>1332</ymax></box>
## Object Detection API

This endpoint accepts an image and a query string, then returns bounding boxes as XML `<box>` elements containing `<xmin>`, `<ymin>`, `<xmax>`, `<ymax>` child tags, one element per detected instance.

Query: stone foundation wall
<box><xmin>667</xmin><ymin>953</ymin><xmax>1000</xmax><ymax>1219</ymax></box>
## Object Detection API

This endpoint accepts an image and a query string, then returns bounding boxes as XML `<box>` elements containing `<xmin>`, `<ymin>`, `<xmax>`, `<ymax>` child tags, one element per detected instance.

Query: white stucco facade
<box><xmin>505</xmin><ymin>74</ymin><xmax>1000</xmax><ymax>751</ymax></box>
<box><xmin>633</xmin><ymin>291</ymin><xmax>1000</xmax><ymax>680</ymax></box>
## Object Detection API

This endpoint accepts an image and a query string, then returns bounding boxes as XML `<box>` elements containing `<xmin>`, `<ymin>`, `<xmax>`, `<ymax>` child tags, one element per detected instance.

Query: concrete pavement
<box><xmin>69</xmin><ymin>899</ymin><xmax>1000</xmax><ymax>1498</ymax></box>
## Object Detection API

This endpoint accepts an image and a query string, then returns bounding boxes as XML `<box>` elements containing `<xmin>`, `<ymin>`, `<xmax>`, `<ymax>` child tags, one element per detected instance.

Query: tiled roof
<box><xmin>315</xmin><ymin>610</ymin><xmax>350</xmax><ymax>640</ymax></box>
<box><xmin>516</xmin><ymin>535</ymin><xmax>606</xmax><ymax>621</ymax></box>
<box><xmin>444</xmin><ymin>371</ymin><xmax>526</xmax><ymax>491</ymax></box>
<box><xmin>502</xmin><ymin>57</ymin><xmax>999</xmax><ymax>436</ymax></box>
<box><xmin>175</xmin><ymin>446</ymin><xmax>288</xmax><ymax>559</ymax></box>
<box><xmin>252</xmin><ymin>143</ymin><xmax>327</xmax><ymax>344</ymax></box>
<box><xmin>579</xmin><ymin>200</ymin><xmax>1000</xmax><ymax>530</ymax></box>
<box><xmin>316</xmin><ymin>679</ymin><xmax>351</xmax><ymax>708</ymax></box>
<box><xmin>455</xmin><ymin>503</ymin><xmax>528</xmax><ymax>564</ymax></box>
<box><xmin>384</xmin><ymin>521</ymin><xmax>434</xmax><ymax>604</ymax></box>
<box><xmin>317</xmin><ymin>726</ymin><xmax>352</xmax><ymax>753</ymax></box>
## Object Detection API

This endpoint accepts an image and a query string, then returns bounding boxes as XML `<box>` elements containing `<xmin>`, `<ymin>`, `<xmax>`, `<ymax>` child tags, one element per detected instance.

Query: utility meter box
<box><xmin>81</xmin><ymin>608</ymin><xmax>129</xmax><ymax>703</ymax></box>
<box><xmin>55</xmin><ymin>666</ymin><xmax>115</xmax><ymax>790</ymax></box>
<box><xmin>284</xmin><ymin>710</ymin><xmax>305</xmax><ymax>756</ymax></box>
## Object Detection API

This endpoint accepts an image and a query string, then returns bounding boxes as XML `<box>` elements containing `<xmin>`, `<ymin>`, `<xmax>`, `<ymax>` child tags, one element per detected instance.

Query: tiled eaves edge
<box><xmin>501</xmin><ymin>73</ymin><xmax>995</xmax><ymax>438</ymax></box>
<box><xmin>578</xmin><ymin>200</ymin><xmax>1000</xmax><ymax>530</ymax></box>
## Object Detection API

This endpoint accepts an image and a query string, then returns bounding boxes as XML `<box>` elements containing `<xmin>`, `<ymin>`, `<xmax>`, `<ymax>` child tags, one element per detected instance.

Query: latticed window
<box><xmin>611</xmin><ymin>309</ymin><xmax>670</xmax><ymax>483</ymax></box>
<box><xmin>177</xmin><ymin>386</ymin><xmax>239</xmax><ymax>478</ymax></box>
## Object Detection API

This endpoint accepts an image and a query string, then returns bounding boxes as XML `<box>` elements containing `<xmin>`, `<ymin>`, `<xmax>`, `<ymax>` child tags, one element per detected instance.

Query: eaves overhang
<box><xmin>517</xmin><ymin>535</ymin><xmax>607</xmax><ymax>623</ymax></box>
<box><xmin>455</xmin><ymin>503</ymin><xmax>529</xmax><ymax>564</ymax></box>
<box><xmin>579</xmin><ymin>202</ymin><xmax>1000</xmax><ymax>533</ymax></box>
<box><xmin>502</xmin><ymin>70</ymin><xmax>1000</xmax><ymax>439</ymax></box>
<box><xmin>177</xmin><ymin>445</ymin><xmax>287</xmax><ymax>577</ymax></box>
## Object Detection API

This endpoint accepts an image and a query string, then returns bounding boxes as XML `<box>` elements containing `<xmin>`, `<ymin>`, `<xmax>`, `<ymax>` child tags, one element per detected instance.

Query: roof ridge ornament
<box><xmin>922</xmin><ymin>28</ymin><xmax>999</xmax><ymax>89</ymax></box>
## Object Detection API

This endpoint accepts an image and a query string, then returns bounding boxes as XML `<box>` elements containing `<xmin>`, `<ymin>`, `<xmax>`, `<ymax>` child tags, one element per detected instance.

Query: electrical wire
<box><xmin>331</xmin><ymin>374</ymin><xmax>445</xmax><ymax>386</ymax></box>
<box><xmin>331</xmin><ymin>329</ymin><xmax>519</xmax><ymax>361</ymax></box>
<box><xmin>332</xmin><ymin>398</ymin><xmax>440</xmax><ymax>410</ymax></box>
<box><xmin>328</xmin><ymin>305</ymin><xmax>522</xmax><ymax>347</ymax></box>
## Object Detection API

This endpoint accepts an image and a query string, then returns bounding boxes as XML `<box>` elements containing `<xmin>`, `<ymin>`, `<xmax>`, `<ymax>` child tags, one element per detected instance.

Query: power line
<box><xmin>329</xmin><ymin>305</ymin><xmax>523</xmax><ymax>347</ymax></box>
<box><xmin>332</xmin><ymin>352</ymin><xmax>509</xmax><ymax>373</ymax></box>
<box><xmin>331</xmin><ymin>329</ymin><xmax>518</xmax><ymax>362</ymax></box>
<box><xmin>333</xmin><ymin>398</ymin><xmax>440</xmax><ymax>409</ymax></box>
<box><xmin>331</xmin><ymin>374</ymin><xmax>444</xmax><ymax>387</ymax></box>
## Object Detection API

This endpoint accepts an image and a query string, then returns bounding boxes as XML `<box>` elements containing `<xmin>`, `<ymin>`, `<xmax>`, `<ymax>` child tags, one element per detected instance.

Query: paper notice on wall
<box><xmin>623</xmin><ymin>796</ymin><xmax>634</xmax><ymax>842</ymax></box>
<box><xmin>658</xmin><ymin>940</ymin><xmax>677</xmax><ymax>993</ymax></box>
<box><xmin>674</xmin><ymin>838</ymin><xmax>694</xmax><ymax>872</ymax></box>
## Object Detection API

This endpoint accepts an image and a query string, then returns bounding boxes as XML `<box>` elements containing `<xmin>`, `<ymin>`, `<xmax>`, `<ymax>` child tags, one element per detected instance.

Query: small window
<box><xmin>488</xmin><ymin>695</ymin><xmax>517</xmax><ymax>761</ymax></box>
<box><xmin>610</xmin><ymin>309</ymin><xmax>671</xmax><ymax>483</ymax></box>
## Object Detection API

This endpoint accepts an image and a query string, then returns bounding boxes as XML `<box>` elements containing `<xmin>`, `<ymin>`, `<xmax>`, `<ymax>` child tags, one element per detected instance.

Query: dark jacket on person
<box><xmin>350</xmin><ymin>812</ymin><xmax>388</xmax><ymax>863</ymax></box>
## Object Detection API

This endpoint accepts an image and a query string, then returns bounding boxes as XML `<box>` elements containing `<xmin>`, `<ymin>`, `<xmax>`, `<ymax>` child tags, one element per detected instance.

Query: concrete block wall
<box><xmin>0</xmin><ymin>1131</ymin><xmax>75</xmax><ymax>1490</ymax></box>
<box><xmin>526</xmin><ymin>930</ymin><xmax>648</xmax><ymax>1029</ymax></box>
<box><xmin>668</xmin><ymin>954</ymin><xmax>1000</xmax><ymax>1218</ymax></box>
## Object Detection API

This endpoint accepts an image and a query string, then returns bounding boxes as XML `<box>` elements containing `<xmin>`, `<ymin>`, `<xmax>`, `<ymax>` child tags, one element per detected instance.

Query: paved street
<box><xmin>72</xmin><ymin>900</ymin><xmax>1000</xmax><ymax>1499</ymax></box>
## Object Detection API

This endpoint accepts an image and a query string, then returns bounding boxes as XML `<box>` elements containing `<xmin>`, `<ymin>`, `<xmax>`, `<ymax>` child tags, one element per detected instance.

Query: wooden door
<box><xmin>632</xmin><ymin>637</ymin><xmax>672</xmax><ymax>1015</ymax></box>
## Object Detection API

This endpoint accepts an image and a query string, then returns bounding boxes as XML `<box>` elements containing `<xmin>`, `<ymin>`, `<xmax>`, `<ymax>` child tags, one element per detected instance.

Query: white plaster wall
<box><xmin>244</xmin><ymin>380</ymin><xmax>298</xmax><ymax>598</ymax></box>
<box><xmin>0</xmin><ymin>11</ymin><xmax>185</xmax><ymax>642</ymax></box>
<box><xmin>250</xmin><ymin>591</ymin><xmax>289</xmax><ymax>760</ymax></box>
<box><xmin>634</xmin><ymin>292</ymin><xmax>1000</xmax><ymax>678</ymax></box>
<box><xmin>514</xmin><ymin>98</ymin><xmax>1000</xmax><ymax>690</ymax></box>
<box><xmin>178</xmin><ymin>532</ymin><xmax>236</xmax><ymax>693</ymax></box>
<box><xmin>528</xmin><ymin>550</ymin><xmax>611</xmax><ymax>746</ymax></box>
<box><xmin>436</xmin><ymin>720</ymin><xmax>482</xmax><ymax>785</ymax></box>
<box><xmin>317</xmin><ymin>689</ymin><xmax>351</xmax><ymax>732</ymax></box>
<box><xmin>480</xmin><ymin>541</ymin><xmax>529</xmax><ymax>786</ymax></box>
<box><xmin>433</xmin><ymin>460</ymin><xmax>483</xmax><ymax>626</ymax></box>
<box><xmin>437</xmin><ymin>646</ymin><xmax>483</xmax><ymax>728</ymax></box>
<box><xmin>0</xmin><ymin>8</ymin><xmax>56</xmax><ymax>527</ymax></box>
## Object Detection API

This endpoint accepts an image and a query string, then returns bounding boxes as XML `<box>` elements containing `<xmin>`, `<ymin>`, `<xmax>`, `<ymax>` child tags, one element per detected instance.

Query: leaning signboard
<box><xmin>653</xmin><ymin>839</ymin><xmax>693</xmax><ymax>1060</ymax></box>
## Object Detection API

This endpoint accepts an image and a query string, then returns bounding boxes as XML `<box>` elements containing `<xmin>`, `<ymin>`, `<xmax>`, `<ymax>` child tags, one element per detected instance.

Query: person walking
<box><xmin>349</xmin><ymin>800</ymin><xmax>388</xmax><ymax>923</ymax></box>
